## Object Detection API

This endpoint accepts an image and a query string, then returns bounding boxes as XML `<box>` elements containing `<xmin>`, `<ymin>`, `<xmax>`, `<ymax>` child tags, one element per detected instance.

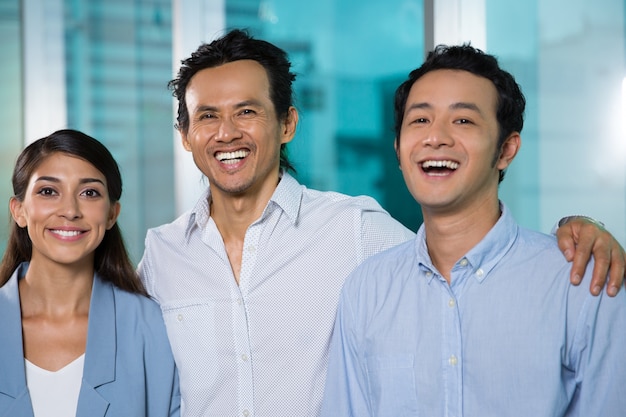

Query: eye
<box><xmin>81</xmin><ymin>188</ymin><xmax>103</xmax><ymax>198</ymax></box>
<box><xmin>36</xmin><ymin>186</ymin><xmax>58</xmax><ymax>197</ymax></box>
<box><xmin>239</xmin><ymin>108</ymin><xmax>256</xmax><ymax>116</ymax></box>
<box><xmin>454</xmin><ymin>118</ymin><xmax>473</xmax><ymax>124</ymax></box>
<box><xmin>409</xmin><ymin>117</ymin><xmax>429</xmax><ymax>125</ymax></box>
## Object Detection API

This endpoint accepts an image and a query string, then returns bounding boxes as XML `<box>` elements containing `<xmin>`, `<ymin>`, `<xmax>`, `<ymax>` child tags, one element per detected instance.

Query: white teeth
<box><xmin>421</xmin><ymin>160</ymin><xmax>459</xmax><ymax>170</ymax></box>
<box><xmin>216</xmin><ymin>150</ymin><xmax>250</xmax><ymax>163</ymax></box>
<box><xmin>51</xmin><ymin>230</ymin><xmax>82</xmax><ymax>237</ymax></box>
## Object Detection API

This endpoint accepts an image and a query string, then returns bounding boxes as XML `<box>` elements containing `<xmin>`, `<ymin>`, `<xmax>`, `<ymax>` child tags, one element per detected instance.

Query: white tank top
<box><xmin>25</xmin><ymin>354</ymin><xmax>85</xmax><ymax>417</ymax></box>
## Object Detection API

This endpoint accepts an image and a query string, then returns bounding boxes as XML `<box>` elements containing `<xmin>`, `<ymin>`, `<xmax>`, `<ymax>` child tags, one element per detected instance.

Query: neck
<box><xmin>422</xmin><ymin>198</ymin><xmax>501</xmax><ymax>283</ymax></box>
<box><xmin>19</xmin><ymin>260</ymin><xmax>93</xmax><ymax>318</ymax></box>
<box><xmin>209</xmin><ymin>172</ymin><xmax>281</xmax><ymax>242</ymax></box>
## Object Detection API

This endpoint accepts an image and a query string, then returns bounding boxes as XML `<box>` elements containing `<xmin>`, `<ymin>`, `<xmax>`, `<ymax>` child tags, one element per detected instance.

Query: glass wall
<box><xmin>225</xmin><ymin>0</ymin><xmax>426</xmax><ymax>231</ymax></box>
<box><xmin>1</xmin><ymin>0</ymin><xmax>624</xmax><ymax>263</ymax></box>
<box><xmin>63</xmin><ymin>0</ymin><xmax>176</xmax><ymax>262</ymax></box>
<box><xmin>487</xmin><ymin>0</ymin><xmax>626</xmax><ymax>243</ymax></box>
<box><xmin>0</xmin><ymin>0</ymin><xmax>24</xmax><ymax>255</ymax></box>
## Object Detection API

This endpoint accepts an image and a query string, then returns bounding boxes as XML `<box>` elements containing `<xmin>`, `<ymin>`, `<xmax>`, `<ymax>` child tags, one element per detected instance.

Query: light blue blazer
<box><xmin>0</xmin><ymin>263</ymin><xmax>180</xmax><ymax>417</ymax></box>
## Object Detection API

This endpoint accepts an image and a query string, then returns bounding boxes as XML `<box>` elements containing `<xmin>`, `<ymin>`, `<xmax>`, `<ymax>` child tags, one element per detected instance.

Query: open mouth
<box><xmin>49</xmin><ymin>229</ymin><xmax>85</xmax><ymax>237</ymax></box>
<box><xmin>421</xmin><ymin>160</ymin><xmax>459</xmax><ymax>176</ymax></box>
<box><xmin>215</xmin><ymin>150</ymin><xmax>250</xmax><ymax>165</ymax></box>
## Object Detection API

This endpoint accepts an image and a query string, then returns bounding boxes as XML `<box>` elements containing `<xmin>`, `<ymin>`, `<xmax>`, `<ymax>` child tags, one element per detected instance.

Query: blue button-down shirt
<box><xmin>138</xmin><ymin>172</ymin><xmax>414</xmax><ymax>417</ymax></box>
<box><xmin>321</xmin><ymin>204</ymin><xmax>626</xmax><ymax>417</ymax></box>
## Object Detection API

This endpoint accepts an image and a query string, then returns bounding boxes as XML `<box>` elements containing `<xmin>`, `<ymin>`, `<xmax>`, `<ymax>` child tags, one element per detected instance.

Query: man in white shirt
<box><xmin>138</xmin><ymin>29</ymin><xmax>625</xmax><ymax>417</ymax></box>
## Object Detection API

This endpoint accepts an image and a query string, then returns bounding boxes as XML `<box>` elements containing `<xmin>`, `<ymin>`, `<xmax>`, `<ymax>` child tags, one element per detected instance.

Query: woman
<box><xmin>0</xmin><ymin>129</ymin><xmax>180</xmax><ymax>417</ymax></box>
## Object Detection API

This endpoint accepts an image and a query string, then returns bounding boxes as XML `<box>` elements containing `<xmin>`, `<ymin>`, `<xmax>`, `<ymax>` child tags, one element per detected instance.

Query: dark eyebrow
<box><xmin>194</xmin><ymin>99</ymin><xmax>264</xmax><ymax>114</ymax></box>
<box><xmin>450</xmin><ymin>102</ymin><xmax>483</xmax><ymax>115</ymax></box>
<box><xmin>235</xmin><ymin>99</ymin><xmax>263</xmax><ymax>108</ymax></box>
<box><xmin>405</xmin><ymin>102</ymin><xmax>432</xmax><ymax>113</ymax></box>
<box><xmin>35</xmin><ymin>176</ymin><xmax>106</xmax><ymax>186</ymax></box>
<box><xmin>194</xmin><ymin>105</ymin><xmax>218</xmax><ymax>113</ymax></box>
<box><xmin>406</xmin><ymin>101</ymin><xmax>483</xmax><ymax>114</ymax></box>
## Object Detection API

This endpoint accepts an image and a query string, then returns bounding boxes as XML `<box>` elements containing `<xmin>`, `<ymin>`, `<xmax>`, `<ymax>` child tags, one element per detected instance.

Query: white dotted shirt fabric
<box><xmin>138</xmin><ymin>172</ymin><xmax>414</xmax><ymax>417</ymax></box>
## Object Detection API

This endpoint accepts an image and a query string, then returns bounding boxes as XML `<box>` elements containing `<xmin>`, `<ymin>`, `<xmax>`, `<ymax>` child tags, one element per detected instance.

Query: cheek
<box><xmin>20</xmin><ymin>205</ymin><xmax>52</xmax><ymax>226</ymax></box>
<box><xmin>186</xmin><ymin>124</ymin><xmax>214</xmax><ymax>145</ymax></box>
<box><xmin>396</xmin><ymin>141</ymin><xmax>417</xmax><ymax>168</ymax></box>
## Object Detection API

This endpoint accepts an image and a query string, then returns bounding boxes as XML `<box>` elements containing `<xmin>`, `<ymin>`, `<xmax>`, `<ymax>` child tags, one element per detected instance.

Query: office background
<box><xmin>0</xmin><ymin>0</ymin><xmax>624</xmax><ymax>264</ymax></box>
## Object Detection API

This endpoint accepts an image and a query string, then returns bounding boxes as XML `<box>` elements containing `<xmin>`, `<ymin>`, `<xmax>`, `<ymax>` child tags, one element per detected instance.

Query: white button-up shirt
<box><xmin>139</xmin><ymin>172</ymin><xmax>414</xmax><ymax>417</ymax></box>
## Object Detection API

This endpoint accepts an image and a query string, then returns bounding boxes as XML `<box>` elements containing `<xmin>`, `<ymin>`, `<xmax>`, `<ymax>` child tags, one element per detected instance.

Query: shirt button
<box><xmin>448</xmin><ymin>298</ymin><xmax>455</xmax><ymax>308</ymax></box>
<box><xmin>243</xmin><ymin>410</ymin><xmax>250</xmax><ymax>417</ymax></box>
<box><xmin>177</xmin><ymin>314</ymin><xmax>183</xmax><ymax>322</ymax></box>
<box><xmin>241</xmin><ymin>354</ymin><xmax>248</xmax><ymax>362</ymax></box>
<box><xmin>425</xmin><ymin>271</ymin><xmax>433</xmax><ymax>278</ymax></box>
<box><xmin>476</xmin><ymin>268</ymin><xmax>484</xmax><ymax>278</ymax></box>
<box><xmin>247</xmin><ymin>246</ymin><xmax>256</xmax><ymax>252</ymax></box>
<box><xmin>449</xmin><ymin>355</ymin><xmax>458</xmax><ymax>366</ymax></box>
<box><xmin>459</xmin><ymin>258</ymin><xmax>468</xmax><ymax>266</ymax></box>
<box><xmin>237</xmin><ymin>298</ymin><xmax>242</xmax><ymax>306</ymax></box>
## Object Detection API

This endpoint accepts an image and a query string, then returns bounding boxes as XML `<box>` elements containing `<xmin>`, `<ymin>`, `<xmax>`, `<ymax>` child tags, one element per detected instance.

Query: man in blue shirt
<box><xmin>320</xmin><ymin>44</ymin><xmax>626</xmax><ymax>417</ymax></box>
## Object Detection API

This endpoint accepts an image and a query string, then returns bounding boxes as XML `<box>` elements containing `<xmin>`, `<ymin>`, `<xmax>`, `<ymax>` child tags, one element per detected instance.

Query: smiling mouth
<box><xmin>421</xmin><ymin>160</ymin><xmax>459</xmax><ymax>175</ymax></box>
<box><xmin>49</xmin><ymin>229</ymin><xmax>84</xmax><ymax>237</ymax></box>
<box><xmin>215</xmin><ymin>150</ymin><xmax>250</xmax><ymax>165</ymax></box>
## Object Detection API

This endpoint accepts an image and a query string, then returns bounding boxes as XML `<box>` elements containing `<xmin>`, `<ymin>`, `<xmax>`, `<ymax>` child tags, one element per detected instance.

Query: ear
<box><xmin>9</xmin><ymin>197</ymin><xmax>27</xmax><ymax>228</ymax></box>
<box><xmin>394</xmin><ymin>138</ymin><xmax>401</xmax><ymax>168</ymax></box>
<box><xmin>280</xmin><ymin>107</ymin><xmax>299</xmax><ymax>145</ymax></box>
<box><xmin>180</xmin><ymin>129</ymin><xmax>192</xmax><ymax>152</ymax></box>
<box><xmin>496</xmin><ymin>132</ymin><xmax>521</xmax><ymax>171</ymax></box>
<box><xmin>106</xmin><ymin>201</ymin><xmax>121</xmax><ymax>230</ymax></box>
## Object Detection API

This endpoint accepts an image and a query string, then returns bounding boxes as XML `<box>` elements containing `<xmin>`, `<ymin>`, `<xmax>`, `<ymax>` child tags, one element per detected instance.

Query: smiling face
<box><xmin>396</xmin><ymin>69</ymin><xmax>519</xmax><ymax>217</ymax></box>
<box><xmin>10</xmin><ymin>152</ymin><xmax>120</xmax><ymax>269</ymax></box>
<box><xmin>181</xmin><ymin>59</ymin><xmax>297</xmax><ymax>202</ymax></box>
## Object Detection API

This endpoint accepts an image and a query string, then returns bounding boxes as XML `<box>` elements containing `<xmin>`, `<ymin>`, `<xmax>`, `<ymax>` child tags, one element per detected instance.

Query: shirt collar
<box><xmin>183</xmin><ymin>170</ymin><xmax>303</xmax><ymax>238</ymax></box>
<box><xmin>416</xmin><ymin>202</ymin><xmax>519</xmax><ymax>283</ymax></box>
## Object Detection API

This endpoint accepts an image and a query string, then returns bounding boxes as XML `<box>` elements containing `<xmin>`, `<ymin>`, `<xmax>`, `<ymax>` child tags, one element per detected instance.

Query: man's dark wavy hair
<box><xmin>168</xmin><ymin>29</ymin><xmax>297</xmax><ymax>173</ymax></box>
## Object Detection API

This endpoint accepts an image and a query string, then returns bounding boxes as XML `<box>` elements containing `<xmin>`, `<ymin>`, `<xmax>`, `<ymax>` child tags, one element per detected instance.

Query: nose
<box><xmin>423</xmin><ymin>120</ymin><xmax>454</xmax><ymax>148</ymax></box>
<box><xmin>215</xmin><ymin>117</ymin><xmax>242</xmax><ymax>143</ymax></box>
<box><xmin>59</xmin><ymin>194</ymin><xmax>82</xmax><ymax>220</ymax></box>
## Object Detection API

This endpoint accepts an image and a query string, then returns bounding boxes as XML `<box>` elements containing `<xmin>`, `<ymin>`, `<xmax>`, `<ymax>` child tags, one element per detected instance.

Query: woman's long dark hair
<box><xmin>0</xmin><ymin>129</ymin><xmax>147</xmax><ymax>295</ymax></box>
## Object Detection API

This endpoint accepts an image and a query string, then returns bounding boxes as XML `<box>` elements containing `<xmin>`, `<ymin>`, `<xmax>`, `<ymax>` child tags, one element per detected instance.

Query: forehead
<box><xmin>31</xmin><ymin>152</ymin><xmax>104</xmax><ymax>181</ymax></box>
<box><xmin>407</xmin><ymin>69</ymin><xmax>498</xmax><ymax>114</ymax></box>
<box><xmin>185</xmin><ymin>59</ymin><xmax>271</xmax><ymax>105</ymax></box>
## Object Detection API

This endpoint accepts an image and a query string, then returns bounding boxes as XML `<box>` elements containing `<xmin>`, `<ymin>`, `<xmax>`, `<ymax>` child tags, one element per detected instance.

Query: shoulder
<box><xmin>343</xmin><ymin>239</ymin><xmax>416</xmax><ymax>289</ymax></box>
<box><xmin>301</xmin><ymin>187</ymin><xmax>410</xmax><ymax>232</ymax></box>
<box><xmin>359</xmin><ymin>239</ymin><xmax>416</xmax><ymax>271</ymax></box>
<box><xmin>282</xmin><ymin>172</ymin><xmax>387</xmax><ymax>212</ymax></box>
<box><xmin>301</xmin><ymin>186</ymin><xmax>387</xmax><ymax>212</ymax></box>
<box><xmin>106</xmin><ymin>284</ymin><xmax>167</xmax><ymax>334</ymax></box>
<box><xmin>145</xmin><ymin>209</ymin><xmax>194</xmax><ymax>240</ymax></box>
<box><xmin>513</xmin><ymin>226</ymin><xmax>571</xmax><ymax>266</ymax></box>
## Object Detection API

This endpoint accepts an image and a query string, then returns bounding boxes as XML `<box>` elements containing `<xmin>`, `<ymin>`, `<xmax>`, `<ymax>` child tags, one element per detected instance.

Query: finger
<box><xmin>586</xmin><ymin>244</ymin><xmax>611</xmax><ymax>296</ymax></box>
<box><xmin>605</xmin><ymin>246</ymin><xmax>626</xmax><ymax>297</ymax></box>
<box><xmin>555</xmin><ymin>226</ymin><xmax>576</xmax><ymax>262</ymax></box>
<box><xmin>569</xmin><ymin>229</ymin><xmax>595</xmax><ymax>288</ymax></box>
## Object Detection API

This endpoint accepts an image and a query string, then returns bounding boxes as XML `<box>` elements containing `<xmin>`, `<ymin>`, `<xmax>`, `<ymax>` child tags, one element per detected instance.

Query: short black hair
<box><xmin>394</xmin><ymin>44</ymin><xmax>526</xmax><ymax>182</ymax></box>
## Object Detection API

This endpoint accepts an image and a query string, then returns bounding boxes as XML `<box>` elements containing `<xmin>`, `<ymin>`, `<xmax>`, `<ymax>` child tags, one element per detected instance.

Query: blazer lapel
<box><xmin>75</xmin><ymin>275</ymin><xmax>116</xmax><ymax>417</ymax></box>
<box><xmin>0</xmin><ymin>266</ymin><xmax>33</xmax><ymax>417</ymax></box>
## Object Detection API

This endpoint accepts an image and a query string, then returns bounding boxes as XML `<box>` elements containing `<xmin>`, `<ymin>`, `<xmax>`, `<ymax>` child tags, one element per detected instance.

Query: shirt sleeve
<box><xmin>137</xmin><ymin>230</ymin><xmax>155</xmax><ymax>299</ymax></box>
<box><xmin>320</xmin><ymin>279</ymin><xmax>371</xmax><ymax>417</ymax></box>
<box><xmin>360</xmin><ymin>209</ymin><xmax>415</xmax><ymax>261</ymax></box>
<box><xmin>566</xmin><ymin>286</ymin><xmax>626</xmax><ymax>415</ymax></box>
